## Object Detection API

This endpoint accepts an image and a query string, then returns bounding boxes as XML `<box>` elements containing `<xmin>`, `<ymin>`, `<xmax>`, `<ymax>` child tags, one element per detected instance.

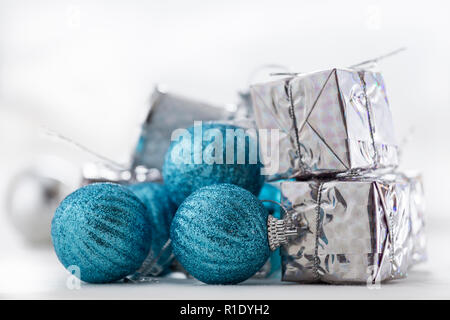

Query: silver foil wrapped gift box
<box><xmin>280</xmin><ymin>172</ymin><xmax>425</xmax><ymax>284</ymax></box>
<box><xmin>250</xmin><ymin>68</ymin><xmax>398</xmax><ymax>179</ymax></box>
<box><xmin>131</xmin><ymin>86</ymin><xmax>232</xmax><ymax>171</ymax></box>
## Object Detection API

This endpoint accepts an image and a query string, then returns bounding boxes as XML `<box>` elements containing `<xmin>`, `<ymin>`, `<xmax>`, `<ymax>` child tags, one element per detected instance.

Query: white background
<box><xmin>0</xmin><ymin>0</ymin><xmax>449</xmax><ymax>299</ymax></box>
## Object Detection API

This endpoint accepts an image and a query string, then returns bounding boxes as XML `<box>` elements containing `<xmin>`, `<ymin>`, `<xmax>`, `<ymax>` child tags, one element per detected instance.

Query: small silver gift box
<box><xmin>250</xmin><ymin>68</ymin><xmax>398</xmax><ymax>179</ymax></box>
<box><xmin>131</xmin><ymin>86</ymin><xmax>232</xmax><ymax>171</ymax></box>
<box><xmin>280</xmin><ymin>173</ymin><xmax>417</xmax><ymax>284</ymax></box>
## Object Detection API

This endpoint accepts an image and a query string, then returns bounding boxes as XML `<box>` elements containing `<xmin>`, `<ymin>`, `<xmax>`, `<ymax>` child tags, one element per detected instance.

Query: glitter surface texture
<box><xmin>51</xmin><ymin>183</ymin><xmax>152</xmax><ymax>283</ymax></box>
<box><xmin>162</xmin><ymin>123</ymin><xmax>264</xmax><ymax>206</ymax></box>
<box><xmin>170</xmin><ymin>183</ymin><xmax>270</xmax><ymax>284</ymax></box>
<box><xmin>128</xmin><ymin>182</ymin><xmax>177</xmax><ymax>275</ymax></box>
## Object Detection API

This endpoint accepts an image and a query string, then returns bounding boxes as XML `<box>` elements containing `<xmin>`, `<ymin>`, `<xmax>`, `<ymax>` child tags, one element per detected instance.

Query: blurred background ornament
<box><xmin>4</xmin><ymin>155</ymin><xmax>77</xmax><ymax>245</ymax></box>
<box><xmin>170</xmin><ymin>183</ymin><xmax>297</xmax><ymax>284</ymax></box>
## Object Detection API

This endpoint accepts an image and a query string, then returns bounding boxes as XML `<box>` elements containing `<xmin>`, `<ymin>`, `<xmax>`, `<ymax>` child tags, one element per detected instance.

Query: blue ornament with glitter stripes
<box><xmin>128</xmin><ymin>182</ymin><xmax>177</xmax><ymax>275</ymax></box>
<box><xmin>258</xmin><ymin>183</ymin><xmax>282</xmax><ymax>219</ymax></box>
<box><xmin>51</xmin><ymin>183</ymin><xmax>152</xmax><ymax>283</ymax></box>
<box><xmin>162</xmin><ymin>122</ymin><xmax>265</xmax><ymax>206</ymax></box>
<box><xmin>170</xmin><ymin>183</ymin><xmax>270</xmax><ymax>284</ymax></box>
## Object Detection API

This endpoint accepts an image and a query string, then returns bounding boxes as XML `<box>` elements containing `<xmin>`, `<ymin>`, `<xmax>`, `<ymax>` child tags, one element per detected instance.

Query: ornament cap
<box><xmin>267</xmin><ymin>215</ymin><xmax>298</xmax><ymax>251</ymax></box>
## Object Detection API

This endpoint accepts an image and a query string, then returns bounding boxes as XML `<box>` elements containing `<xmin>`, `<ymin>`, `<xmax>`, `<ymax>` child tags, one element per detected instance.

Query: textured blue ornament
<box><xmin>162</xmin><ymin>123</ymin><xmax>265</xmax><ymax>205</ymax></box>
<box><xmin>128</xmin><ymin>182</ymin><xmax>177</xmax><ymax>275</ymax></box>
<box><xmin>51</xmin><ymin>183</ymin><xmax>152</xmax><ymax>283</ymax></box>
<box><xmin>171</xmin><ymin>183</ymin><xmax>270</xmax><ymax>284</ymax></box>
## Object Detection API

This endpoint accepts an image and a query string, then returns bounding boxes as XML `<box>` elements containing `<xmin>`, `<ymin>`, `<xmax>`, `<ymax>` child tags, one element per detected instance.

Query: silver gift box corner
<box><xmin>251</xmin><ymin>68</ymin><xmax>398</xmax><ymax>179</ymax></box>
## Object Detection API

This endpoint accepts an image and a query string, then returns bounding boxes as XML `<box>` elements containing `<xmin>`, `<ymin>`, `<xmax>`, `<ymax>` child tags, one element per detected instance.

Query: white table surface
<box><xmin>1</xmin><ymin>217</ymin><xmax>448</xmax><ymax>300</ymax></box>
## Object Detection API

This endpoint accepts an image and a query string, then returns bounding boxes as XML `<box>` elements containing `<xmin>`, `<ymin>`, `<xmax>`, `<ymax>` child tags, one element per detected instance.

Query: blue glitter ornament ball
<box><xmin>170</xmin><ymin>183</ymin><xmax>270</xmax><ymax>284</ymax></box>
<box><xmin>128</xmin><ymin>182</ymin><xmax>177</xmax><ymax>275</ymax></box>
<box><xmin>162</xmin><ymin>123</ymin><xmax>265</xmax><ymax>205</ymax></box>
<box><xmin>51</xmin><ymin>183</ymin><xmax>152</xmax><ymax>283</ymax></box>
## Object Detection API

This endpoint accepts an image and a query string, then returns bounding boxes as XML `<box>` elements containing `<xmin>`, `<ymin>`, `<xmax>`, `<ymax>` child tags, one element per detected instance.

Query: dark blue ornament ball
<box><xmin>170</xmin><ymin>183</ymin><xmax>270</xmax><ymax>284</ymax></box>
<box><xmin>128</xmin><ymin>182</ymin><xmax>177</xmax><ymax>275</ymax></box>
<box><xmin>162</xmin><ymin>123</ymin><xmax>265</xmax><ymax>205</ymax></box>
<box><xmin>51</xmin><ymin>183</ymin><xmax>152</xmax><ymax>283</ymax></box>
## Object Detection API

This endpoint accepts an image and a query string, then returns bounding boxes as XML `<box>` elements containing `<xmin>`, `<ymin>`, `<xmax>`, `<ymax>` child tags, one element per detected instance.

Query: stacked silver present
<box><xmin>131</xmin><ymin>86</ymin><xmax>233</xmax><ymax>172</ymax></box>
<box><xmin>250</xmin><ymin>67</ymin><xmax>426</xmax><ymax>284</ymax></box>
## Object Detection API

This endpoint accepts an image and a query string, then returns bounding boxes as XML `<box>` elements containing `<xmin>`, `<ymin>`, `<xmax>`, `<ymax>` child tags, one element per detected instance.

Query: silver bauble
<box><xmin>5</xmin><ymin>170</ymin><xmax>70</xmax><ymax>244</ymax></box>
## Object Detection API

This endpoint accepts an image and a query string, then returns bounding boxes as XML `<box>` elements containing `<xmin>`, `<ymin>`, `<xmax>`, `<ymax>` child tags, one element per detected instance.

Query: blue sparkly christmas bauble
<box><xmin>51</xmin><ymin>183</ymin><xmax>152</xmax><ymax>283</ymax></box>
<box><xmin>128</xmin><ymin>182</ymin><xmax>177</xmax><ymax>275</ymax></box>
<box><xmin>170</xmin><ymin>183</ymin><xmax>270</xmax><ymax>284</ymax></box>
<box><xmin>162</xmin><ymin>123</ymin><xmax>265</xmax><ymax>205</ymax></box>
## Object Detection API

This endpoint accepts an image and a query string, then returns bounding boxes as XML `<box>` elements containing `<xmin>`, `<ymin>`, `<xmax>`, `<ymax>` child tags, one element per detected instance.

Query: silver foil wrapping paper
<box><xmin>280</xmin><ymin>172</ymin><xmax>425</xmax><ymax>284</ymax></box>
<box><xmin>250</xmin><ymin>68</ymin><xmax>398</xmax><ymax>179</ymax></box>
<box><xmin>131</xmin><ymin>86</ymin><xmax>232</xmax><ymax>171</ymax></box>
<box><xmin>81</xmin><ymin>162</ymin><xmax>162</xmax><ymax>185</ymax></box>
